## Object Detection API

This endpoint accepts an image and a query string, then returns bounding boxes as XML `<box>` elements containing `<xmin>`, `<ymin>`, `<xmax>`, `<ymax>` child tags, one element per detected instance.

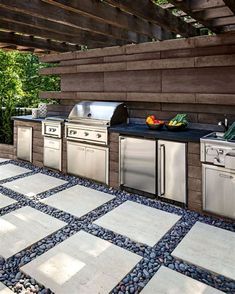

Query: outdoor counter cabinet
<box><xmin>0</xmin><ymin>1</ymin><xmax>235</xmax><ymax>293</ymax></box>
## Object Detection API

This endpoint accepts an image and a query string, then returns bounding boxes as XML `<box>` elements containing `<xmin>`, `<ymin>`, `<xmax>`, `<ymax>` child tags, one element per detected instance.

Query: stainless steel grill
<box><xmin>67</xmin><ymin>101</ymin><xmax>128</xmax><ymax>127</ymax></box>
<box><xmin>65</xmin><ymin>101</ymin><xmax>128</xmax><ymax>145</ymax></box>
<box><xmin>65</xmin><ymin>101</ymin><xmax>128</xmax><ymax>185</ymax></box>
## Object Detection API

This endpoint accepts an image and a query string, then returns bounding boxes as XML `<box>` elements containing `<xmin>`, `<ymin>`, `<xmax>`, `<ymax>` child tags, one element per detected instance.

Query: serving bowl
<box><xmin>146</xmin><ymin>123</ymin><xmax>164</xmax><ymax>130</ymax></box>
<box><xmin>165</xmin><ymin>123</ymin><xmax>187</xmax><ymax>131</ymax></box>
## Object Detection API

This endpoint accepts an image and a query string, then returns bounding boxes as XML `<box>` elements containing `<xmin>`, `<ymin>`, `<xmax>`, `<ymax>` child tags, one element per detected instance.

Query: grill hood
<box><xmin>68</xmin><ymin>101</ymin><xmax>128</xmax><ymax>126</ymax></box>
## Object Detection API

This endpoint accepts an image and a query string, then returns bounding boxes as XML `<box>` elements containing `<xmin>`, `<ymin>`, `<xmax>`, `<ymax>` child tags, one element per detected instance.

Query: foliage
<box><xmin>0</xmin><ymin>50</ymin><xmax>60</xmax><ymax>144</ymax></box>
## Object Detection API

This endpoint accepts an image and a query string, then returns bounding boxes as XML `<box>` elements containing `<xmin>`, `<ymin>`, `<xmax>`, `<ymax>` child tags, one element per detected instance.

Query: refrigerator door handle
<box><xmin>119</xmin><ymin>136</ymin><xmax>125</xmax><ymax>186</ymax></box>
<box><xmin>160</xmin><ymin>144</ymin><xmax>166</xmax><ymax>196</ymax></box>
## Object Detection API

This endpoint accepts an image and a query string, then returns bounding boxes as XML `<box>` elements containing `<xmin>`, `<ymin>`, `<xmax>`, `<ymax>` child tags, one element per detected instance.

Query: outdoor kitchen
<box><xmin>0</xmin><ymin>1</ymin><xmax>235</xmax><ymax>294</ymax></box>
<box><xmin>11</xmin><ymin>32</ymin><xmax>235</xmax><ymax>221</ymax></box>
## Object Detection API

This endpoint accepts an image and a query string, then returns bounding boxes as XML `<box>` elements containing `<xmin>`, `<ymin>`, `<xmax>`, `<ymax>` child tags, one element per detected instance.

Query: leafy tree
<box><xmin>0</xmin><ymin>49</ymin><xmax>59</xmax><ymax>143</ymax></box>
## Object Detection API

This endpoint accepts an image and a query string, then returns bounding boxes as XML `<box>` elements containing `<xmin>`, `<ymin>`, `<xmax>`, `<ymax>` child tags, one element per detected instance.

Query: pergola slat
<box><xmin>168</xmin><ymin>0</ymin><xmax>222</xmax><ymax>33</ymax></box>
<box><xmin>223</xmin><ymin>0</ymin><xmax>235</xmax><ymax>14</ymax></box>
<box><xmin>0</xmin><ymin>19</ymin><xmax>123</xmax><ymax>49</ymax></box>
<box><xmin>0</xmin><ymin>0</ymin><xmax>147</xmax><ymax>43</ymax></box>
<box><xmin>0</xmin><ymin>7</ymin><xmax>125</xmax><ymax>48</ymax></box>
<box><xmin>42</xmin><ymin>0</ymin><xmax>166</xmax><ymax>41</ymax></box>
<box><xmin>189</xmin><ymin>0</ymin><xmax>226</xmax><ymax>11</ymax></box>
<box><xmin>104</xmin><ymin>0</ymin><xmax>199</xmax><ymax>37</ymax></box>
<box><xmin>0</xmin><ymin>31</ymin><xmax>79</xmax><ymax>52</ymax></box>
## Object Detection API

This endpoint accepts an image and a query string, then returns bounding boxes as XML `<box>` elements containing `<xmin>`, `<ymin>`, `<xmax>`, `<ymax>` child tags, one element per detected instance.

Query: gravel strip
<box><xmin>0</xmin><ymin>160</ymin><xmax>234</xmax><ymax>294</ymax></box>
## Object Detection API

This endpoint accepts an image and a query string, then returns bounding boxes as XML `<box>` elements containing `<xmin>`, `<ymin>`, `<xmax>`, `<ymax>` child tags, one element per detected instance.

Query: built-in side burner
<box><xmin>42</xmin><ymin>116</ymin><xmax>67</xmax><ymax>171</ymax></box>
<box><xmin>200</xmin><ymin>132</ymin><xmax>235</xmax><ymax>219</ymax></box>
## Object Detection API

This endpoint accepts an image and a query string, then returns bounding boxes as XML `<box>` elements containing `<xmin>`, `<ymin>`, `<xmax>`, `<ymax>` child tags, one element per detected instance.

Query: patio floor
<box><xmin>0</xmin><ymin>159</ymin><xmax>234</xmax><ymax>293</ymax></box>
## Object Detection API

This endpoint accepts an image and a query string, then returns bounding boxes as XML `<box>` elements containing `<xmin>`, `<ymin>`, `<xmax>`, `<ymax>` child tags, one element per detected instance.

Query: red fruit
<box><xmin>150</xmin><ymin>115</ymin><xmax>156</xmax><ymax>120</ymax></box>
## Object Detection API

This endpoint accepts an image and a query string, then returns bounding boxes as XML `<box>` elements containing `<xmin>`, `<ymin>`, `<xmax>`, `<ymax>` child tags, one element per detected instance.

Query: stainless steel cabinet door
<box><xmin>67</xmin><ymin>142</ymin><xmax>86</xmax><ymax>177</ymax></box>
<box><xmin>17</xmin><ymin>127</ymin><xmax>32</xmax><ymax>162</ymax></box>
<box><xmin>158</xmin><ymin>140</ymin><xmax>186</xmax><ymax>203</ymax></box>
<box><xmin>120</xmin><ymin>137</ymin><xmax>156</xmax><ymax>194</ymax></box>
<box><xmin>203</xmin><ymin>164</ymin><xmax>235</xmax><ymax>219</ymax></box>
<box><xmin>44</xmin><ymin>138</ymin><xmax>62</xmax><ymax>171</ymax></box>
<box><xmin>86</xmin><ymin>146</ymin><xmax>108</xmax><ymax>184</ymax></box>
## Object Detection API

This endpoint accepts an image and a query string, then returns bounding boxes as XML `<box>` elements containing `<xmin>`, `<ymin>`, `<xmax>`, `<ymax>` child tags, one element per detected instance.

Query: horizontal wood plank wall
<box><xmin>0</xmin><ymin>144</ymin><xmax>14</xmax><ymax>159</ymax></box>
<box><xmin>40</xmin><ymin>33</ymin><xmax>235</xmax><ymax>123</ymax></box>
<box><xmin>37</xmin><ymin>33</ymin><xmax>235</xmax><ymax>215</ymax></box>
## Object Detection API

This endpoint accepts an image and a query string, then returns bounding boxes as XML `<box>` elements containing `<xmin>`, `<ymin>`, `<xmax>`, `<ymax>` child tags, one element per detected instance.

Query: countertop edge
<box><xmin>12</xmin><ymin>115</ymin><xmax>45</xmax><ymax>123</ymax></box>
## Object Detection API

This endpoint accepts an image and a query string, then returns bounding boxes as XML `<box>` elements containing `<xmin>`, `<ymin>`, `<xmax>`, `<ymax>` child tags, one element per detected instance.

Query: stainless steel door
<box><xmin>44</xmin><ymin>138</ymin><xmax>62</xmax><ymax>171</ymax></box>
<box><xmin>67</xmin><ymin>141</ymin><xmax>86</xmax><ymax>177</ymax></box>
<box><xmin>86</xmin><ymin>146</ymin><xmax>108</xmax><ymax>184</ymax></box>
<box><xmin>119</xmin><ymin>136</ymin><xmax>156</xmax><ymax>194</ymax></box>
<box><xmin>17</xmin><ymin>126</ymin><xmax>32</xmax><ymax>162</ymax></box>
<box><xmin>203</xmin><ymin>164</ymin><xmax>235</xmax><ymax>219</ymax></box>
<box><xmin>67</xmin><ymin>142</ymin><xmax>108</xmax><ymax>184</ymax></box>
<box><xmin>158</xmin><ymin>140</ymin><xmax>186</xmax><ymax>203</ymax></box>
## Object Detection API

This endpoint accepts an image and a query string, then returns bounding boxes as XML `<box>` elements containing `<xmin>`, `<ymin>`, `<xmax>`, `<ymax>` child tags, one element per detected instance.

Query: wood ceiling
<box><xmin>0</xmin><ymin>0</ymin><xmax>234</xmax><ymax>54</ymax></box>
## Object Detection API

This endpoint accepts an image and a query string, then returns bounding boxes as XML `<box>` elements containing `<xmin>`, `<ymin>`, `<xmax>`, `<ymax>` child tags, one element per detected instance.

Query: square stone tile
<box><xmin>0</xmin><ymin>164</ymin><xmax>31</xmax><ymax>181</ymax></box>
<box><xmin>141</xmin><ymin>266</ymin><xmax>224</xmax><ymax>294</ymax></box>
<box><xmin>172</xmin><ymin>222</ymin><xmax>235</xmax><ymax>280</ymax></box>
<box><xmin>41</xmin><ymin>185</ymin><xmax>115</xmax><ymax>218</ymax></box>
<box><xmin>21</xmin><ymin>230</ymin><xmax>141</xmax><ymax>294</ymax></box>
<box><xmin>0</xmin><ymin>282</ymin><xmax>14</xmax><ymax>294</ymax></box>
<box><xmin>0</xmin><ymin>193</ymin><xmax>17</xmax><ymax>209</ymax></box>
<box><xmin>0</xmin><ymin>206</ymin><xmax>66</xmax><ymax>258</ymax></box>
<box><xmin>0</xmin><ymin>159</ymin><xmax>9</xmax><ymax>163</ymax></box>
<box><xmin>3</xmin><ymin>173</ymin><xmax>67</xmax><ymax>197</ymax></box>
<box><xmin>94</xmin><ymin>201</ymin><xmax>181</xmax><ymax>246</ymax></box>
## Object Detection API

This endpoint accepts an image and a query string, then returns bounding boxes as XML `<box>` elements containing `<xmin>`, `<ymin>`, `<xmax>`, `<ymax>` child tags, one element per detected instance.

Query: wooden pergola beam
<box><xmin>42</xmin><ymin>0</ymin><xmax>166</xmax><ymax>41</ymax></box>
<box><xmin>0</xmin><ymin>0</ymin><xmax>148</xmax><ymax>43</ymax></box>
<box><xmin>0</xmin><ymin>31</ymin><xmax>79</xmax><ymax>52</ymax></box>
<box><xmin>0</xmin><ymin>7</ymin><xmax>125</xmax><ymax>48</ymax></box>
<box><xmin>0</xmin><ymin>19</ymin><xmax>118</xmax><ymax>49</ymax></box>
<box><xmin>104</xmin><ymin>0</ymin><xmax>199</xmax><ymax>37</ymax></box>
<box><xmin>168</xmin><ymin>0</ymin><xmax>222</xmax><ymax>33</ymax></box>
<box><xmin>223</xmin><ymin>0</ymin><xmax>235</xmax><ymax>14</ymax></box>
<box><xmin>188</xmin><ymin>0</ymin><xmax>226</xmax><ymax>11</ymax></box>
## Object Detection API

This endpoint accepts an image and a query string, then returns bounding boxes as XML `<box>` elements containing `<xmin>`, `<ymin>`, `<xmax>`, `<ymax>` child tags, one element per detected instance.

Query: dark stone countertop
<box><xmin>12</xmin><ymin>115</ymin><xmax>45</xmax><ymax>123</ymax></box>
<box><xmin>109</xmin><ymin>123</ymin><xmax>212</xmax><ymax>143</ymax></box>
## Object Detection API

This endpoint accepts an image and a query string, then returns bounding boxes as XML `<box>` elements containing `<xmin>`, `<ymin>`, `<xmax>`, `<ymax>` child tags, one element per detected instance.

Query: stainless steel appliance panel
<box><xmin>65</xmin><ymin>123</ymin><xmax>107</xmax><ymax>145</ymax></box>
<box><xmin>203</xmin><ymin>164</ymin><xmax>235</xmax><ymax>219</ymax></box>
<box><xmin>42</xmin><ymin>121</ymin><xmax>62</xmax><ymax>138</ymax></box>
<box><xmin>67</xmin><ymin>141</ymin><xmax>109</xmax><ymax>184</ymax></box>
<box><xmin>43</xmin><ymin>137</ymin><xmax>62</xmax><ymax>171</ymax></box>
<box><xmin>17</xmin><ymin>126</ymin><xmax>32</xmax><ymax>162</ymax></box>
<box><xmin>68</xmin><ymin>101</ymin><xmax>128</xmax><ymax>126</ymax></box>
<box><xmin>119</xmin><ymin>137</ymin><xmax>156</xmax><ymax>194</ymax></box>
<box><xmin>67</xmin><ymin>141</ymin><xmax>86</xmax><ymax>177</ymax></box>
<box><xmin>85</xmin><ymin>146</ymin><xmax>108</xmax><ymax>184</ymax></box>
<box><xmin>158</xmin><ymin>140</ymin><xmax>186</xmax><ymax>203</ymax></box>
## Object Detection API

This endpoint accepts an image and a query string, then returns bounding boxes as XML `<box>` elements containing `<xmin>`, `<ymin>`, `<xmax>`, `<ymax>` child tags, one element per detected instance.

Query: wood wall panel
<box><xmin>162</xmin><ymin>67</ymin><xmax>235</xmax><ymax>94</ymax></box>
<box><xmin>61</xmin><ymin>73</ymin><xmax>104</xmax><ymax>92</ymax></box>
<box><xmin>104</xmin><ymin>70</ymin><xmax>161</xmax><ymax>92</ymax></box>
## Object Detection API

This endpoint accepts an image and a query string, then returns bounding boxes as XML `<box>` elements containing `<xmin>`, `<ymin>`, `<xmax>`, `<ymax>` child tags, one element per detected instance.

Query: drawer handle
<box><xmin>219</xmin><ymin>173</ymin><xmax>233</xmax><ymax>179</ymax></box>
<box><xmin>49</xmin><ymin>128</ymin><xmax>57</xmax><ymax>132</ymax></box>
<box><xmin>70</xmin><ymin>130</ymin><xmax>77</xmax><ymax>135</ymax></box>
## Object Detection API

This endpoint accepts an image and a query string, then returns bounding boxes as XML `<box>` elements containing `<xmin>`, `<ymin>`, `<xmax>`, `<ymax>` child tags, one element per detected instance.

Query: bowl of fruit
<box><xmin>146</xmin><ymin>115</ymin><xmax>165</xmax><ymax>130</ymax></box>
<box><xmin>166</xmin><ymin>114</ymin><xmax>188</xmax><ymax>131</ymax></box>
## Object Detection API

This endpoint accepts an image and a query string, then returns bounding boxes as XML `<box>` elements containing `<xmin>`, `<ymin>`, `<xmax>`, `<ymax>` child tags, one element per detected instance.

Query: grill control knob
<box><xmin>84</xmin><ymin>132</ymin><xmax>89</xmax><ymax>136</ymax></box>
<box><xmin>96</xmin><ymin>134</ymin><xmax>101</xmax><ymax>138</ymax></box>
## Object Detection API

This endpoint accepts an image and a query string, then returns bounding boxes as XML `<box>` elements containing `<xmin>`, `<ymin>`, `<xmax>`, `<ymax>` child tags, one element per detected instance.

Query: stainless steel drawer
<box><xmin>44</xmin><ymin>138</ymin><xmax>62</xmax><ymax>171</ymax></box>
